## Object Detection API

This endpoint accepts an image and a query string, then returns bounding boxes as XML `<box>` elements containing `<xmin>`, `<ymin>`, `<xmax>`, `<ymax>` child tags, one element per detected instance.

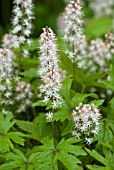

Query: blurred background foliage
<box><xmin>0</xmin><ymin>0</ymin><xmax>113</xmax><ymax>41</ymax></box>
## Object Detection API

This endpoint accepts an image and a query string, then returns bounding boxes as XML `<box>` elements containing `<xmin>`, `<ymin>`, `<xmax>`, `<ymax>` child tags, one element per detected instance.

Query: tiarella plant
<box><xmin>0</xmin><ymin>0</ymin><xmax>114</xmax><ymax>170</ymax></box>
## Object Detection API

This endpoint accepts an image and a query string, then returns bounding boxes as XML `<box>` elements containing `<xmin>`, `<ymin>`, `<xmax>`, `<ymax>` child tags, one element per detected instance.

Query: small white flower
<box><xmin>46</xmin><ymin>112</ymin><xmax>53</xmax><ymax>120</ymax></box>
<box><xmin>85</xmin><ymin>137</ymin><xmax>93</xmax><ymax>145</ymax></box>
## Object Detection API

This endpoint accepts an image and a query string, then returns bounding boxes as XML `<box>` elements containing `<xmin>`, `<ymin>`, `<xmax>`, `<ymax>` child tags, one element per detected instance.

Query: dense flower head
<box><xmin>64</xmin><ymin>0</ymin><xmax>83</xmax><ymax>42</ymax></box>
<box><xmin>63</xmin><ymin>0</ymin><xmax>87</xmax><ymax>63</ymax></box>
<box><xmin>2</xmin><ymin>34</ymin><xmax>20</xmax><ymax>49</ymax></box>
<box><xmin>15</xmin><ymin>81</ymin><xmax>33</xmax><ymax>113</ymax></box>
<box><xmin>72</xmin><ymin>103</ymin><xmax>101</xmax><ymax>144</ymax></box>
<box><xmin>90</xmin><ymin>0</ymin><xmax>114</xmax><ymax>17</ymax></box>
<box><xmin>78</xmin><ymin>38</ymin><xmax>112</xmax><ymax>72</ymax></box>
<box><xmin>11</xmin><ymin>0</ymin><xmax>34</xmax><ymax>49</ymax></box>
<box><xmin>0</xmin><ymin>48</ymin><xmax>14</xmax><ymax>81</ymax></box>
<box><xmin>0</xmin><ymin>48</ymin><xmax>15</xmax><ymax>114</ymax></box>
<box><xmin>38</xmin><ymin>27</ymin><xmax>62</xmax><ymax>110</ymax></box>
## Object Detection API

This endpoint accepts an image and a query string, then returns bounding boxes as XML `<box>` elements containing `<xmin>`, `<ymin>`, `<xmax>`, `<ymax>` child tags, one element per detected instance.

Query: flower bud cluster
<box><xmin>63</xmin><ymin>0</ymin><xmax>87</xmax><ymax>63</ymax></box>
<box><xmin>0</xmin><ymin>49</ymin><xmax>15</xmax><ymax>114</ymax></box>
<box><xmin>72</xmin><ymin>103</ymin><xmax>101</xmax><ymax>144</ymax></box>
<box><xmin>90</xmin><ymin>0</ymin><xmax>114</xmax><ymax>17</ymax></box>
<box><xmin>38</xmin><ymin>27</ymin><xmax>62</xmax><ymax>110</ymax></box>
<box><xmin>15</xmin><ymin>81</ymin><xmax>33</xmax><ymax>113</ymax></box>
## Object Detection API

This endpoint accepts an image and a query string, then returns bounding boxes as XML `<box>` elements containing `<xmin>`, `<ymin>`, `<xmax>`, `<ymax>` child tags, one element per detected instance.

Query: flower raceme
<box><xmin>0</xmin><ymin>49</ymin><xmax>15</xmax><ymax>114</ymax></box>
<box><xmin>15</xmin><ymin>81</ymin><xmax>33</xmax><ymax>113</ymax></box>
<box><xmin>63</xmin><ymin>0</ymin><xmax>87</xmax><ymax>63</ymax></box>
<box><xmin>0</xmin><ymin>49</ymin><xmax>14</xmax><ymax>80</ymax></box>
<box><xmin>72</xmin><ymin>103</ymin><xmax>101</xmax><ymax>144</ymax></box>
<box><xmin>38</xmin><ymin>27</ymin><xmax>62</xmax><ymax>119</ymax></box>
<box><xmin>90</xmin><ymin>0</ymin><xmax>114</xmax><ymax>17</ymax></box>
<box><xmin>78</xmin><ymin>38</ymin><xmax>112</xmax><ymax>72</ymax></box>
<box><xmin>12</xmin><ymin>0</ymin><xmax>34</xmax><ymax>43</ymax></box>
<box><xmin>3</xmin><ymin>0</ymin><xmax>34</xmax><ymax>58</ymax></box>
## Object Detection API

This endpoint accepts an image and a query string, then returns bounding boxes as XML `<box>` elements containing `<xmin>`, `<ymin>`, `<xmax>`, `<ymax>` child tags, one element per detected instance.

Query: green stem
<box><xmin>81</xmin><ymin>84</ymin><xmax>85</xmax><ymax>93</ymax></box>
<box><xmin>32</xmin><ymin>107</ymin><xmax>37</xmax><ymax>118</ymax></box>
<box><xmin>72</xmin><ymin>41</ymin><xmax>76</xmax><ymax>90</ymax></box>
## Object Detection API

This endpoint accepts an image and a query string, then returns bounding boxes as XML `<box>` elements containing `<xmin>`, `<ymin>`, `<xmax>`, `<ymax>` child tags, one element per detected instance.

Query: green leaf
<box><xmin>33</xmin><ymin>100</ymin><xmax>52</xmax><ymax>110</ymax></box>
<box><xmin>109</xmin><ymin>64</ymin><xmax>114</xmax><ymax>84</ymax></box>
<box><xmin>22</xmin><ymin>39</ymin><xmax>38</xmax><ymax>51</ymax></box>
<box><xmin>7</xmin><ymin>132</ymin><xmax>25</xmax><ymax>146</ymax></box>
<box><xmin>87</xmin><ymin>165</ymin><xmax>111</xmax><ymax>170</ymax></box>
<box><xmin>33</xmin><ymin>100</ymin><xmax>46</xmax><ymax>107</ymax></box>
<box><xmin>85</xmin><ymin>17</ymin><xmax>112</xmax><ymax>40</ymax></box>
<box><xmin>49</xmin><ymin>109</ymin><xmax>70</xmax><ymax>122</ymax></box>
<box><xmin>16</xmin><ymin>120</ymin><xmax>41</xmax><ymax>141</ymax></box>
<box><xmin>58</xmin><ymin>152</ymin><xmax>83</xmax><ymax>170</ymax></box>
<box><xmin>57</xmin><ymin>138</ymin><xmax>87</xmax><ymax>170</ymax></box>
<box><xmin>109</xmin><ymin>97</ymin><xmax>114</xmax><ymax>109</ymax></box>
<box><xmin>62</xmin><ymin>121</ymin><xmax>73</xmax><ymax>136</ymax></box>
<box><xmin>89</xmin><ymin>99</ymin><xmax>104</xmax><ymax>107</ymax></box>
<box><xmin>16</xmin><ymin>115</ymin><xmax>53</xmax><ymax>142</ymax></box>
<box><xmin>85</xmin><ymin>148</ymin><xmax>108</xmax><ymax>166</ymax></box>
<box><xmin>0</xmin><ymin>149</ymin><xmax>27</xmax><ymax>170</ymax></box>
<box><xmin>61</xmin><ymin>76</ymin><xmax>73</xmax><ymax>104</ymax></box>
<box><xmin>0</xmin><ymin>112</ymin><xmax>15</xmax><ymax>134</ymax></box>
<box><xmin>0</xmin><ymin>136</ymin><xmax>13</xmax><ymax>153</ymax></box>
<box><xmin>71</xmin><ymin>93</ymin><xmax>98</xmax><ymax>108</ymax></box>
<box><xmin>101</xmin><ymin>81</ymin><xmax>114</xmax><ymax>91</ymax></box>
<box><xmin>20</xmin><ymin>68</ymin><xmax>37</xmax><ymax>79</ymax></box>
<box><xmin>0</xmin><ymin>113</ymin><xmax>25</xmax><ymax>153</ymax></box>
